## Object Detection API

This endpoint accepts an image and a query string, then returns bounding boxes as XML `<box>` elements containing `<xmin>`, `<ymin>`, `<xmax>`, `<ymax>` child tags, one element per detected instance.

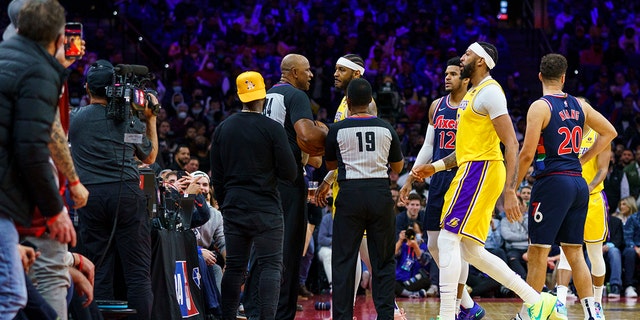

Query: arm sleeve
<box><xmin>15</xmin><ymin>66</ymin><xmax>64</xmax><ymax>216</ymax></box>
<box><xmin>474</xmin><ymin>84</ymin><xmax>509</xmax><ymax>120</ymax></box>
<box><xmin>414</xmin><ymin>124</ymin><xmax>435</xmax><ymax>165</ymax></box>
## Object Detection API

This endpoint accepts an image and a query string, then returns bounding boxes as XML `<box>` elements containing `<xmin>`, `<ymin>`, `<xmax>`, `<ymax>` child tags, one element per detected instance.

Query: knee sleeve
<box><xmin>437</xmin><ymin>231</ymin><xmax>461</xmax><ymax>268</ymax></box>
<box><xmin>427</xmin><ymin>230</ymin><xmax>440</xmax><ymax>264</ymax></box>
<box><xmin>586</xmin><ymin>243</ymin><xmax>606</xmax><ymax>277</ymax></box>
<box><xmin>459</xmin><ymin>260</ymin><xmax>469</xmax><ymax>284</ymax></box>
<box><xmin>460</xmin><ymin>239</ymin><xmax>485</xmax><ymax>265</ymax></box>
<box><xmin>558</xmin><ymin>247</ymin><xmax>571</xmax><ymax>271</ymax></box>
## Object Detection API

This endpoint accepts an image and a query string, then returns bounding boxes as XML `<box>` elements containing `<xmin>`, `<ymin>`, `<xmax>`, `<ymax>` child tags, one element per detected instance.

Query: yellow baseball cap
<box><xmin>236</xmin><ymin>71</ymin><xmax>266</xmax><ymax>103</ymax></box>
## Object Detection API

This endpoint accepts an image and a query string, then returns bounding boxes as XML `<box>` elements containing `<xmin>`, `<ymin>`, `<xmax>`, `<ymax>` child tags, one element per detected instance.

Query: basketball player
<box><xmin>400</xmin><ymin>57</ymin><xmax>485</xmax><ymax>319</ymax></box>
<box><xmin>555</xmin><ymin>120</ymin><xmax>611</xmax><ymax>307</ymax></box>
<box><xmin>516</xmin><ymin>54</ymin><xmax>616</xmax><ymax>319</ymax></box>
<box><xmin>411</xmin><ymin>42</ymin><xmax>563</xmax><ymax>320</ymax></box>
<box><xmin>325</xmin><ymin>78</ymin><xmax>404</xmax><ymax>320</ymax></box>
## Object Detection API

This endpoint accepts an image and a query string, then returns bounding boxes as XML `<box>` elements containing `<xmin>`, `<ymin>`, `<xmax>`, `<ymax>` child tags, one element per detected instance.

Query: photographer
<box><xmin>394</xmin><ymin>224</ymin><xmax>431</xmax><ymax>298</ymax></box>
<box><xmin>69</xmin><ymin>59</ymin><xmax>158</xmax><ymax>319</ymax></box>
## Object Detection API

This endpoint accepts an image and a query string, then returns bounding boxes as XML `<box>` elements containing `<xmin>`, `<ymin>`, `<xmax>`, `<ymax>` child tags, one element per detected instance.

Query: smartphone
<box><xmin>64</xmin><ymin>22</ymin><xmax>83</xmax><ymax>59</ymax></box>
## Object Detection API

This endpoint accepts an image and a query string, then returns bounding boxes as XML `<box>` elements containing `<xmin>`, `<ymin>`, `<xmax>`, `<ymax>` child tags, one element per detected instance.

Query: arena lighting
<box><xmin>138</xmin><ymin>36</ymin><xmax>143</xmax><ymax>42</ymax></box>
<box><xmin>497</xmin><ymin>1</ymin><xmax>508</xmax><ymax>21</ymax></box>
<box><xmin>113</xmin><ymin>11</ymin><xmax>118</xmax><ymax>16</ymax></box>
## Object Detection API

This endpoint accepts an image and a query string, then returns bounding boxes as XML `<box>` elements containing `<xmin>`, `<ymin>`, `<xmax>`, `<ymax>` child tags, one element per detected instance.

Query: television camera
<box><xmin>106</xmin><ymin>64</ymin><xmax>160</xmax><ymax>121</ymax></box>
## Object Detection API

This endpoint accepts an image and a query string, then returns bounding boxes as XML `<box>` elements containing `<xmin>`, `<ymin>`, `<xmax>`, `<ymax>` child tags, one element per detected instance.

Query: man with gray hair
<box><xmin>0</xmin><ymin>0</ymin><xmax>77</xmax><ymax>317</ymax></box>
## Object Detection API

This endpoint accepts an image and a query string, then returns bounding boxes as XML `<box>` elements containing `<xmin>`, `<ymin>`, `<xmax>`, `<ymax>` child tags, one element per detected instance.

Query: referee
<box><xmin>323</xmin><ymin>78</ymin><xmax>404</xmax><ymax>320</ymax></box>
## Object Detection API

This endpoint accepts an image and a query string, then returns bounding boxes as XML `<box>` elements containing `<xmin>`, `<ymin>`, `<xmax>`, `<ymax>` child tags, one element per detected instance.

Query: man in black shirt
<box><xmin>211</xmin><ymin>71</ymin><xmax>297</xmax><ymax>320</ymax></box>
<box><xmin>69</xmin><ymin>59</ymin><xmax>158</xmax><ymax>319</ymax></box>
<box><xmin>243</xmin><ymin>53</ymin><xmax>328</xmax><ymax>320</ymax></box>
<box><xmin>323</xmin><ymin>78</ymin><xmax>404</xmax><ymax>320</ymax></box>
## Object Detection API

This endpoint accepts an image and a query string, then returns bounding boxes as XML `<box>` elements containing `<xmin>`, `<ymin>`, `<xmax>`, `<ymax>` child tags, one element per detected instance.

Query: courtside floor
<box><xmin>296</xmin><ymin>294</ymin><xmax>640</xmax><ymax>319</ymax></box>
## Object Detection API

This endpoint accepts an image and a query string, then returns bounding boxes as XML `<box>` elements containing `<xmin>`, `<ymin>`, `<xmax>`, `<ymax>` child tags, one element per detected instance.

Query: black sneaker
<box><xmin>608</xmin><ymin>284</ymin><xmax>621</xmax><ymax>298</ymax></box>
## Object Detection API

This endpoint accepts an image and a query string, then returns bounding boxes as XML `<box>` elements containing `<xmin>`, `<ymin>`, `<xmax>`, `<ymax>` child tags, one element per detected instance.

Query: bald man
<box><xmin>242</xmin><ymin>54</ymin><xmax>327</xmax><ymax>320</ymax></box>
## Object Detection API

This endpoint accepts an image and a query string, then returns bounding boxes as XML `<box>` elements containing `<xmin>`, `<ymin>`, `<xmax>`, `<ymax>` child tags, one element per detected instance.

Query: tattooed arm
<box><xmin>48</xmin><ymin>109</ymin><xmax>89</xmax><ymax>208</ymax></box>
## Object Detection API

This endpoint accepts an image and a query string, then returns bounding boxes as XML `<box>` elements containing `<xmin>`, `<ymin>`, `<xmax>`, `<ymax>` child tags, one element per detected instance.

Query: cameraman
<box><xmin>69</xmin><ymin>59</ymin><xmax>158</xmax><ymax>319</ymax></box>
<box><xmin>394</xmin><ymin>224</ymin><xmax>430</xmax><ymax>298</ymax></box>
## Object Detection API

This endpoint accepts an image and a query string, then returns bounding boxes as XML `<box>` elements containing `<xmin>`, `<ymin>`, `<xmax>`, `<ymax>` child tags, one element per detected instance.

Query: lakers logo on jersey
<box><xmin>446</xmin><ymin>217</ymin><xmax>460</xmax><ymax>228</ymax></box>
<box><xmin>459</xmin><ymin>100</ymin><xmax>468</xmax><ymax>110</ymax></box>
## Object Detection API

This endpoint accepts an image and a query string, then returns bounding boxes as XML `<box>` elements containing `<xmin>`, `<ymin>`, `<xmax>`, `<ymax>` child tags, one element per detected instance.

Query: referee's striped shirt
<box><xmin>325</xmin><ymin>116</ymin><xmax>403</xmax><ymax>182</ymax></box>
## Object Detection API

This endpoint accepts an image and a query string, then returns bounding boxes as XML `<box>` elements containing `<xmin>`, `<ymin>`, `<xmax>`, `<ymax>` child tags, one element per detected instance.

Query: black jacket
<box><xmin>0</xmin><ymin>35</ymin><xmax>67</xmax><ymax>225</ymax></box>
<box><xmin>608</xmin><ymin>215</ymin><xmax>624</xmax><ymax>250</ymax></box>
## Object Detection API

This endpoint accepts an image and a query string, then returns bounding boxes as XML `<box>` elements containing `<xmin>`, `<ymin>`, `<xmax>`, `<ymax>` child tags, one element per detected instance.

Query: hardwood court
<box><xmin>296</xmin><ymin>294</ymin><xmax>640</xmax><ymax>319</ymax></box>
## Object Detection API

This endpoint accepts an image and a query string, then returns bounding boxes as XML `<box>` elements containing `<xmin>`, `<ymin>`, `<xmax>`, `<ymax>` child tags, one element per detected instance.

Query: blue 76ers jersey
<box><xmin>432</xmin><ymin>95</ymin><xmax>458</xmax><ymax>161</ymax></box>
<box><xmin>532</xmin><ymin>93</ymin><xmax>585</xmax><ymax>177</ymax></box>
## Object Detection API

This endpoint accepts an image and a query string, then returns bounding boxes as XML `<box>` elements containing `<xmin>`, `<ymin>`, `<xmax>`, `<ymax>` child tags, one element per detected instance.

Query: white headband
<box><xmin>336</xmin><ymin>57</ymin><xmax>365</xmax><ymax>75</ymax></box>
<box><xmin>468</xmin><ymin>42</ymin><xmax>495</xmax><ymax>70</ymax></box>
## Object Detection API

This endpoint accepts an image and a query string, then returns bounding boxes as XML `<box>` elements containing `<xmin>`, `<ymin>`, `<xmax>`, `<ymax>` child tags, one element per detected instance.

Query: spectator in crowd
<box><xmin>501</xmin><ymin>196</ymin><xmax>530</xmax><ymax>280</ymax></box>
<box><xmin>621</xmin><ymin>147</ymin><xmax>640</xmax><ymax>200</ymax></box>
<box><xmin>396</xmin><ymin>193</ymin><xmax>425</xmax><ymax>240</ymax></box>
<box><xmin>519</xmin><ymin>185</ymin><xmax>532</xmax><ymax>208</ymax></box>
<box><xmin>317</xmin><ymin>211</ymin><xmax>333</xmax><ymax>291</ymax></box>
<box><xmin>605</xmin><ymin>212</ymin><xmax>625</xmax><ymax>298</ymax></box>
<box><xmin>619</xmin><ymin>196</ymin><xmax>640</xmax><ymax>298</ymax></box>
<box><xmin>0</xmin><ymin>0</ymin><xmax>77</xmax><ymax>317</ymax></box>
<box><xmin>184</xmin><ymin>157</ymin><xmax>200</xmax><ymax>173</ymax></box>
<box><xmin>169</xmin><ymin>145</ymin><xmax>191</xmax><ymax>171</ymax></box>
<box><xmin>394</xmin><ymin>223</ymin><xmax>430</xmax><ymax>298</ymax></box>
<box><xmin>606</xmin><ymin>148</ymin><xmax>635</xmax><ymax>214</ymax></box>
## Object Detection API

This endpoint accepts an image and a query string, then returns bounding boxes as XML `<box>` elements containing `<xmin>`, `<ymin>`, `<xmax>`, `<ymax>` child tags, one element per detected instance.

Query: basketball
<box><xmin>297</xmin><ymin>121</ymin><xmax>329</xmax><ymax>157</ymax></box>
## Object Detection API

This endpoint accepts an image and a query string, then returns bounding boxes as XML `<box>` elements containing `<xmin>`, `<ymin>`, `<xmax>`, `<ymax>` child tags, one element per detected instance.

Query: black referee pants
<box><xmin>331</xmin><ymin>180</ymin><xmax>396</xmax><ymax>320</ymax></box>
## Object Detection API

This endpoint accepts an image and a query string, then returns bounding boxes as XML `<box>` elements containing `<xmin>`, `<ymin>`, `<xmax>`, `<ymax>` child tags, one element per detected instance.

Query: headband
<box><xmin>468</xmin><ymin>42</ymin><xmax>495</xmax><ymax>70</ymax></box>
<box><xmin>336</xmin><ymin>57</ymin><xmax>365</xmax><ymax>75</ymax></box>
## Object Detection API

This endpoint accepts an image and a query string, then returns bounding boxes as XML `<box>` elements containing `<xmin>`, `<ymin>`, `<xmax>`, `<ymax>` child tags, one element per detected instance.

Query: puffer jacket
<box><xmin>0</xmin><ymin>34</ymin><xmax>67</xmax><ymax>226</ymax></box>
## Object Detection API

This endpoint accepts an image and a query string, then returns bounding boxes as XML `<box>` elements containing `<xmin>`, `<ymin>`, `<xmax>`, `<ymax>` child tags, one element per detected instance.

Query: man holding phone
<box><xmin>0</xmin><ymin>0</ymin><xmax>77</xmax><ymax>317</ymax></box>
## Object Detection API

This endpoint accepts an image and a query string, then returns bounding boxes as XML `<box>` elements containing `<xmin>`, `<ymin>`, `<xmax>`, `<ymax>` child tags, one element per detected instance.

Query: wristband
<box><xmin>64</xmin><ymin>252</ymin><xmax>75</xmax><ymax>267</ymax></box>
<box><xmin>431</xmin><ymin>160</ymin><xmax>446</xmax><ymax>172</ymax></box>
<box><xmin>45</xmin><ymin>213</ymin><xmax>61</xmax><ymax>227</ymax></box>
<box><xmin>323</xmin><ymin>171</ymin><xmax>336</xmax><ymax>185</ymax></box>
<box><xmin>68</xmin><ymin>179</ymin><xmax>81</xmax><ymax>187</ymax></box>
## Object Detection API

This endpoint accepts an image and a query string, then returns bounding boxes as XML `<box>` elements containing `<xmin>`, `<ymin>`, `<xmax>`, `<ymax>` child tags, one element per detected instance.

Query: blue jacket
<box><xmin>623</xmin><ymin>212</ymin><xmax>640</xmax><ymax>249</ymax></box>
